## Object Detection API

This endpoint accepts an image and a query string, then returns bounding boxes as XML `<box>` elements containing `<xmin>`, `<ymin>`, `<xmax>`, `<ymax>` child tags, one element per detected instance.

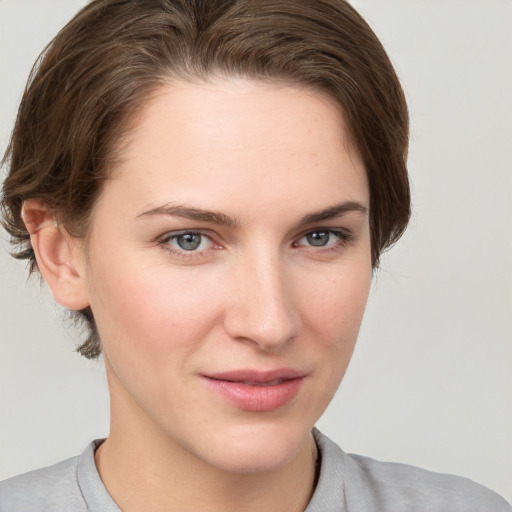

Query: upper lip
<box><xmin>204</xmin><ymin>368</ymin><xmax>305</xmax><ymax>383</ymax></box>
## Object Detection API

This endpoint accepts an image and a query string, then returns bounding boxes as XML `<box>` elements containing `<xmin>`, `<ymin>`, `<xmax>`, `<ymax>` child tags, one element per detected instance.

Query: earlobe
<box><xmin>22</xmin><ymin>199</ymin><xmax>90</xmax><ymax>311</ymax></box>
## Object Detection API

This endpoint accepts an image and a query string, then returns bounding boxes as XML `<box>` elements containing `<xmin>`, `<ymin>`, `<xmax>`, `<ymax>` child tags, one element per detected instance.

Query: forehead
<box><xmin>102</xmin><ymin>79</ymin><xmax>368</xmax><ymax>219</ymax></box>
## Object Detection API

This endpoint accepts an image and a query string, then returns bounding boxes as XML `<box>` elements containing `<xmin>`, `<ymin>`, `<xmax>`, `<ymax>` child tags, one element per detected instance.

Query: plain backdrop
<box><xmin>1</xmin><ymin>0</ymin><xmax>511</xmax><ymax>502</ymax></box>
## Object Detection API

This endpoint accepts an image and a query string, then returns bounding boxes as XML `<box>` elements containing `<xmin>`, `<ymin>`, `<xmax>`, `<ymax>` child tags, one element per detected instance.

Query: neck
<box><xmin>95</xmin><ymin>373</ymin><xmax>319</xmax><ymax>512</ymax></box>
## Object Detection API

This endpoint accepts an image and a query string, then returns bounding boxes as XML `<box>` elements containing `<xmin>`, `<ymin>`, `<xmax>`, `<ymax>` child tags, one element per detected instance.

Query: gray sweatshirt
<box><xmin>1</xmin><ymin>429</ymin><xmax>510</xmax><ymax>511</ymax></box>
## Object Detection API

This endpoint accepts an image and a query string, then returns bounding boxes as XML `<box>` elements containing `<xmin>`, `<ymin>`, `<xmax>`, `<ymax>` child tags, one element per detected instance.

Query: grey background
<box><xmin>1</xmin><ymin>0</ymin><xmax>511</xmax><ymax>501</ymax></box>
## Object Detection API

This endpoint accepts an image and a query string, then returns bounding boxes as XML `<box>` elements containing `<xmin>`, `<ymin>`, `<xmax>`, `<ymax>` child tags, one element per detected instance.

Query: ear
<box><xmin>22</xmin><ymin>199</ymin><xmax>90</xmax><ymax>310</ymax></box>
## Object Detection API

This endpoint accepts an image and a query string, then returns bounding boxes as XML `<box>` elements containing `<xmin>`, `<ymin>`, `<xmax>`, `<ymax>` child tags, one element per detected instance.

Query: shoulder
<box><xmin>345</xmin><ymin>451</ymin><xmax>511</xmax><ymax>512</ymax></box>
<box><xmin>311</xmin><ymin>429</ymin><xmax>511</xmax><ymax>512</ymax></box>
<box><xmin>0</xmin><ymin>453</ymin><xmax>86</xmax><ymax>512</ymax></box>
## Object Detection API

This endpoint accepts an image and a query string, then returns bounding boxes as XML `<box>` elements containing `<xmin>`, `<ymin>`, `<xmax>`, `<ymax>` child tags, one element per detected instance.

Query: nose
<box><xmin>223</xmin><ymin>250</ymin><xmax>299</xmax><ymax>351</ymax></box>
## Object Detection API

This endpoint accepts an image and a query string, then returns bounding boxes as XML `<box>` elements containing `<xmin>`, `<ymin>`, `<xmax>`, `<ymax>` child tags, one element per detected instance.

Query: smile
<box><xmin>203</xmin><ymin>369</ymin><xmax>305</xmax><ymax>412</ymax></box>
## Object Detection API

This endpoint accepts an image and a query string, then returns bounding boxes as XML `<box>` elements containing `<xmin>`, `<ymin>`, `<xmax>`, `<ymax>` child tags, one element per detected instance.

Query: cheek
<box><xmin>88</xmin><ymin>263</ymin><xmax>224</xmax><ymax>418</ymax></box>
<box><xmin>87</xmin><ymin>256</ymin><xmax>223</xmax><ymax>359</ymax></box>
<box><xmin>301</xmin><ymin>262</ymin><xmax>371</xmax><ymax>340</ymax></box>
<box><xmin>299</xmin><ymin>260</ymin><xmax>371</xmax><ymax>387</ymax></box>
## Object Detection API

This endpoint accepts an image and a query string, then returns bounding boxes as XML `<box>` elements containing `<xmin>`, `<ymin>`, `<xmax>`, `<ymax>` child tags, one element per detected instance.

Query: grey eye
<box><xmin>176</xmin><ymin>233</ymin><xmax>202</xmax><ymax>250</ymax></box>
<box><xmin>306</xmin><ymin>231</ymin><xmax>330</xmax><ymax>246</ymax></box>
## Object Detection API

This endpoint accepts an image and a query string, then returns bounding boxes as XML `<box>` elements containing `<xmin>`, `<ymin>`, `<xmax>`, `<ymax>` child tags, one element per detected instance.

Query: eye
<box><xmin>305</xmin><ymin>231</ymin><xmax>332</xmax><ymax>247</ymax></box>
<box><xmin>160</xmin><ymin>231</ymin><xmax>214</xmax><ymax>253</ymax></box>
<box><xmin>295</xmin><ymin>229</ymin><xmax>351</xmax><ymax>249</ymax></box>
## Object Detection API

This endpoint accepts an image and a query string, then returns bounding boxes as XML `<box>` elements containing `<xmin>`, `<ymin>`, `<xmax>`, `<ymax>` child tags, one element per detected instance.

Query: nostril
<box><xmin>223</xmin><ymin>304</ymin><xmax>298</xmax><ymax>350</ymax></box>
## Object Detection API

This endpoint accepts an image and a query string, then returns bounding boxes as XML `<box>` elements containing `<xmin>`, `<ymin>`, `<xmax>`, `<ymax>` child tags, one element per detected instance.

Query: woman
<box><xmin>0</xmin><ymin>1</ymin><xmax>510</xmax><ymax>510</ymax></box>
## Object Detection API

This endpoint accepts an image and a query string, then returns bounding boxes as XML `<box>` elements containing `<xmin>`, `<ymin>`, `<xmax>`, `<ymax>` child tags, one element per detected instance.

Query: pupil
<box><xmin>307</xmin><ymin>231</ymin><xmax>329</xmax><ymax>246</ymax></box>
<box><xmin>177</xmin><ymin>233</ymin><xmax>201</xmax><ymax>250</ymax></box>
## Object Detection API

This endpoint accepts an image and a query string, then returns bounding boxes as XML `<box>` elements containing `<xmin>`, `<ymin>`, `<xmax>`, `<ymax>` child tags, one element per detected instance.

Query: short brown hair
<box><xmin>1</xmin><ymin>0</ymin><xmax>410</xmax><ymax>358</ymax></box>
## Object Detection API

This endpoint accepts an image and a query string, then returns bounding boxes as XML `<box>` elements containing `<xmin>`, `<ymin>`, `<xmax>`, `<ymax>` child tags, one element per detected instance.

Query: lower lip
<box><xmin>205</xmin><ymin>377</ymin><xmax>304</xmax><ymax>412</ymax></box>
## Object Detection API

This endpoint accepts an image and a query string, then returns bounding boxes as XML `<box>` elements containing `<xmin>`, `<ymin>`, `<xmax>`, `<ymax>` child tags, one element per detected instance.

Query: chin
<box><xmin>196</xmin><ymin>422</ymin><xmax>312</xmax><ymax>474</ymax></box>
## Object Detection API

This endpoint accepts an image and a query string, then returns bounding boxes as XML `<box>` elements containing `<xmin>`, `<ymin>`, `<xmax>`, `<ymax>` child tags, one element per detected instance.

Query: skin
<box><xmin>29</xmin><ymin>79</ymin><xmax>372</xmax><ymax>511</ymax></box>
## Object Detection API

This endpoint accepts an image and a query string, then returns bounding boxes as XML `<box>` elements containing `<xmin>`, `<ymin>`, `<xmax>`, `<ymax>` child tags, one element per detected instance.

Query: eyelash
<box><xmin>157</xmin><ymin>228</ymin><xmax>353</xmax><ymax>259</ymax></box>
<box><xmin>293</xmin><ymin>229</ymin><xmax>353</xmax><ymax>251</ymax></box>
<box><xmin>158</xmin><ymin>230</ymin><xmax>218</xmax><ymax>258</ymax></box>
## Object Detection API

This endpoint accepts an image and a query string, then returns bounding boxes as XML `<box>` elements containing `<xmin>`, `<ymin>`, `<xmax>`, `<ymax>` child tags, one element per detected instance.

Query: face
<box><xmin>81</xmin><ymin>79</ymin><xmax>371</xmax><ymax>473</ymax></box>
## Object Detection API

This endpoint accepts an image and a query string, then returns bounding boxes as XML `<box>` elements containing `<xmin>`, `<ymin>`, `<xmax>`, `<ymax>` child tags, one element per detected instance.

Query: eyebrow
<box><xmin>299</xmin><ymin>201</ymin><xmax>368</xmax><ymax>225</ymax></box>
<box><xmin>137</xmin><ymin>201</ymin><xmax>368</xmax><ymax>228</ymax></box>
<box><xmin>137</xmin><ymin>204</ymin><xmax>239</xmax><ymax>227</ymax></box>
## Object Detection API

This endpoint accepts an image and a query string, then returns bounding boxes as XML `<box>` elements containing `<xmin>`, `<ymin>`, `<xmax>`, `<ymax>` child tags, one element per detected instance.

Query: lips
<box><xmin>235</xmin><ymin>378</ymin><xmax>286</xmax><ymax>386</ymax></box>
<box><xmin>203</xmin><ymin>369</ymin><xmax>305</xmax><ymax>412</ymax></box>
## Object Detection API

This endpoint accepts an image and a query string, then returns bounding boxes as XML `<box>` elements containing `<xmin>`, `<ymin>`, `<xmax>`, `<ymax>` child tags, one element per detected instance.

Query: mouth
<box><xmin>202</xmin><ymin>369</ymin><xmax>305</xmax><ymax>412</ymax></box>
<box><xmin>228</xmin><ymin>378</ymin><xmax>288</xmax><ymax>386</ymax></box>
